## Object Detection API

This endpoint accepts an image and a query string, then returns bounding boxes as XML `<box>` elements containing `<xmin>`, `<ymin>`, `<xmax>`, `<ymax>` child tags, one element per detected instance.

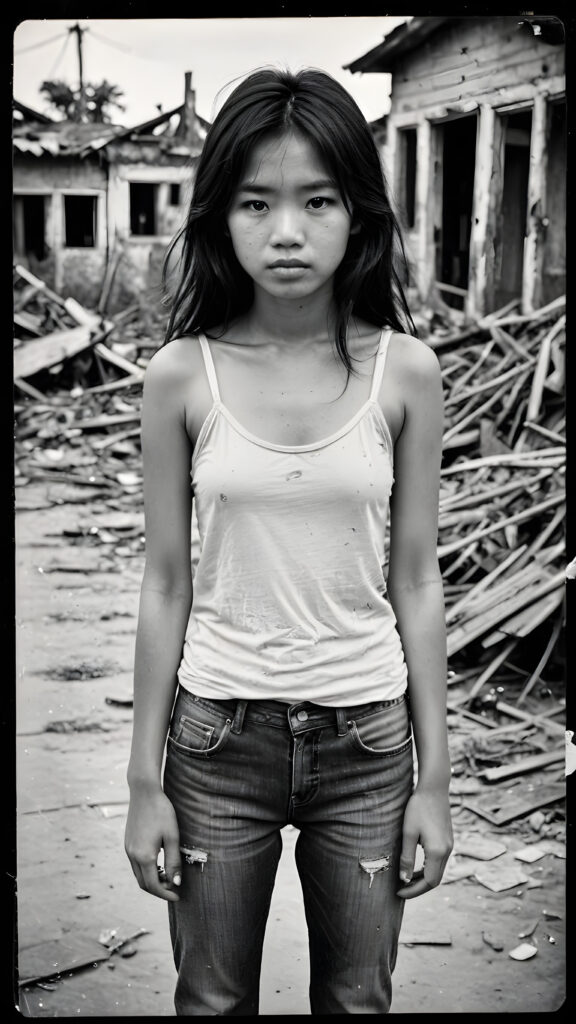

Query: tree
<box><xmin>39</xmin><ymin>79</ymin><xmax>126</xmax><ymax>123</ymax></box>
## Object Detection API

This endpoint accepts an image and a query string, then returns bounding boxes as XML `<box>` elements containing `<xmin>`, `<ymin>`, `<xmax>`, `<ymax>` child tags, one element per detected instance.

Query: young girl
<box><xmin>125</xmin><ymin>67</ymin><xmax>453</xmax><ymax>1016</ymax></box>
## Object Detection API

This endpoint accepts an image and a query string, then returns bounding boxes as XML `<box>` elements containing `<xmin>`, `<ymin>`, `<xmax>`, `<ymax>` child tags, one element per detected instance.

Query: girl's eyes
<box><xmin>244</xmin><ymin>200</ymin><xmax>267</xmax><ymax>212</ymax></box>
<box><xmin>241</xmin><ymin>197</ymin><xmax>334</xmax><ymax>212</ymax></box>
<box><xmin>307</xmin><ymin>196</ymin><xmax>333</xmax><ymax>210</ymax></box>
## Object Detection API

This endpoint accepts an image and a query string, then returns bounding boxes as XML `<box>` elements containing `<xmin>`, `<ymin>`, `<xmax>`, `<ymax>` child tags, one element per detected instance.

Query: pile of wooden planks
<box><xmin>433</xmin><ymin>296</ymin><xmax>565</xmax><ymax>709</ymax></box>
<box><xmin>13</xmin><ymin>264</ymin><xmax>163</xmax><ymax>396</ymax></box>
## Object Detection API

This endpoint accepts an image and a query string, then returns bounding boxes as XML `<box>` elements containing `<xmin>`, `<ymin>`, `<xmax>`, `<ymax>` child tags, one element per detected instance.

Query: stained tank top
<box><xmin>177</xmin><ymin>327</ymin><xmax>408</xmax><ymax>706</ymax></box>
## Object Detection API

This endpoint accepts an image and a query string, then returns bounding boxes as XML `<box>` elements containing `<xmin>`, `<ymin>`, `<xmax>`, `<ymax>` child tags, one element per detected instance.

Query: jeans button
<box><xmin>297</xmin><ymin>709</ymin><xmax>309</xmax><ymax>722</ymax></box>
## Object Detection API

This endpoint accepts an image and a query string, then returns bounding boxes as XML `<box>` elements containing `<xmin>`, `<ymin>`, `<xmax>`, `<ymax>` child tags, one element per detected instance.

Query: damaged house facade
<box><xmin>346</xmin><ymin>15</ymin><xmax>566</xmax><ymax>318</ymax></box>
<box><xmin>13</xmin><ymin>73</ymin><xmax>208</xmax><ymax>313</ymax></box>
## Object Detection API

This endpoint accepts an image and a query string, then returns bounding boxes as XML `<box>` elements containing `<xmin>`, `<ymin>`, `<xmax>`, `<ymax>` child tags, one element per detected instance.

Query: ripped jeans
<box><xmin>163</xmin><ymin>685</ymin><xmax>414</xmax><ymax>1016</ymax></box>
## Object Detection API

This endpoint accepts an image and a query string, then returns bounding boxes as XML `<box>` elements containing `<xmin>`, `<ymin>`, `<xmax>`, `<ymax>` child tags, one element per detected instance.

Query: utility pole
<box><xmin>69</xmin><ymin>23</ymin><xmax>87</xmax><ymax>121</ymax></box>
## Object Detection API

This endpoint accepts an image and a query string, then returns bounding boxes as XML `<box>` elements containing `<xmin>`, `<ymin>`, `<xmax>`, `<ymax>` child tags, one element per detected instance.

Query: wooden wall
<box><xmin>382</xmin><ymin>17</ymin><xmax>565</xmax><ymax>318</ymax></box>
<box><xmin>389</xmin><ymin>17</ymin><xmax>564</xmax><ymax>121</ymax></box>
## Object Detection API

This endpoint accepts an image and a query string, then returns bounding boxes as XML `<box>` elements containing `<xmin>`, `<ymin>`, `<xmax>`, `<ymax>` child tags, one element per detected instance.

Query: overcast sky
<box><xmin>12</xmin><ymin>16</ymin><xmax>411</xmax><ymax>127</ymax></box>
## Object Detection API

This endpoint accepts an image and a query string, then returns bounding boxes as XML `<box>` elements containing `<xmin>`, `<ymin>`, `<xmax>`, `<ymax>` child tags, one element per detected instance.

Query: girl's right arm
<box><xmin>124</xmin><ymin>344</ymin><xmax>194</xmax><ymax>903</ymax></box>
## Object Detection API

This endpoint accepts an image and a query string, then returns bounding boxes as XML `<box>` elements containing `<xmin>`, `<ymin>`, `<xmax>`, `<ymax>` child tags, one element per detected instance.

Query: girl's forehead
<box><xmin>242</xmin><ymin>131</ymin><xmax>332</xmax><ymax>183</ymax></box>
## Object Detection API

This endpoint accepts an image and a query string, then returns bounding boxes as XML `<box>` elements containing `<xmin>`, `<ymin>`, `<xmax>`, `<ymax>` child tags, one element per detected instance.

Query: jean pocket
<box><xmin>168</xmin><ymin>706</ymin><xmax>233</xmax><ymax>758</ymax></box>
<box><xmin>347</xmin><ymin>697</ymin><xmax>412</xmax><ymax>757</ymax></box>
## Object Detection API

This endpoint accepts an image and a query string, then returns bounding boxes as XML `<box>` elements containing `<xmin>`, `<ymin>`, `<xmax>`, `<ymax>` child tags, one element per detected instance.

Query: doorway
<box><xmin>495</xmin><ymin>110</ymin><xmax>532</xmax><ymax>308</ymax></box>
<box><xmin>437</xmin><ymin>115</ymin><xmax>478</xmax><ymax>310</ymax></box>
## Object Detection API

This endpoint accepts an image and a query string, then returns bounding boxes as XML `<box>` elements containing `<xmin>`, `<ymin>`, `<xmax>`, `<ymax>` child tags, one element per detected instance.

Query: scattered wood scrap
<box><xmin>434</xmin><ymin>298</ymin><xmax>565</xmax><ymax>723</ymax></box>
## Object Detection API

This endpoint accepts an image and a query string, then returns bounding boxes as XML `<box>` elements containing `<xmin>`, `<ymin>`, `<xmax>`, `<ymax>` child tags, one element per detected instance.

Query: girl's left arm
<box><xmin>386</xmin><ymin>337</ymin><xmax>453</xmax><ymax>900</ymax></box>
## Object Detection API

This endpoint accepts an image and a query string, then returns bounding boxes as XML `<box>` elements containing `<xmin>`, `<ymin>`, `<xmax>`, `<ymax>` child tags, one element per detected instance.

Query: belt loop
<box><xmin>231</xmin><ymin>700</ymin><xmax>248</xmax><ymax>734</ymax></box>
<box><xmin>336</xmin><ymin>707</ymin><xmax>348</xmax><ymax>737</ymax></box>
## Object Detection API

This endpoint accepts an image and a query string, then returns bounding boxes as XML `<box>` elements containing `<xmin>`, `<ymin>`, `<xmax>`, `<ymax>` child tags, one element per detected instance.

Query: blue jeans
<box><xmin>163</xmin><ymin>685</ymin><xmax>414</xmax><ymax>1015</ymax></box>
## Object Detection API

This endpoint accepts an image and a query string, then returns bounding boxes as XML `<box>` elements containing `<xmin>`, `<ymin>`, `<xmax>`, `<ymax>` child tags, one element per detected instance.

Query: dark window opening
<box><xmin>169</xmin><ymin>183</ymin><xmax>181</xmax><ymax>205</ymax></box>
<box><xmin>130</xmin><ymin>183</ymin><xmax>157</xmax><ymax>235</ymax></box>
<box><xmin>13</xmin><ymin>195</ymin><xmax>48</xmax><ymax>260</ymax></box>
<box><xmin>439</xmin><ymin>115</ymin><xmax>477</xmax><ymax>309</ymax></box>
<box><xmin>64</xmin><ymin>195</ymin><xmax>97</xmax><ymax>247</ymax></box>
<box><xmin>399</xmin><ymin>128</ymin><xmax>417</xmax><ymax>229</ymax></box>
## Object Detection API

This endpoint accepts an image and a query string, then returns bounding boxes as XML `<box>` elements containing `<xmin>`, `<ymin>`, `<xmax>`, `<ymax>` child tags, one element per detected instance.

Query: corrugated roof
<box><xmin>12</xmin><ymin>115</ymin><xmax>125</xmax><ymax>157</ymax></box>
<box><xmin>12</xmin><ymin>99</ymin><xmax>210</xmax><ymax>158</ymax></box>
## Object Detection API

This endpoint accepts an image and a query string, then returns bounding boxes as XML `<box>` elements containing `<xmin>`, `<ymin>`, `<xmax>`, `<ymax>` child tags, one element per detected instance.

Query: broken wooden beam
<box><xmin>13</xmin><ymin>323</ymin><xmax>113</xmax><ymax>380</ymax></box>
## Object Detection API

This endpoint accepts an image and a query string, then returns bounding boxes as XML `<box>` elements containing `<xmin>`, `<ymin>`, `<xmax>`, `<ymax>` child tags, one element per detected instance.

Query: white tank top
<box><xmin>177</xmin><ymin>328</ymin><xmax>408</xmax><ymax>706</ymax></box>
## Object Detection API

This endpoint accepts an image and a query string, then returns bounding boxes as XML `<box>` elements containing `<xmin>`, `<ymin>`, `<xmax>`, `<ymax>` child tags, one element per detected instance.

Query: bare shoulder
<box><xmin>144</xmin><ymin>335</ymin><xmax>204</xmax><ymax>388</ymax></box>
<box><xmin>388</xmin><ymin>331</ymin><xmax>441</xmax><ymax>388</ymax></box>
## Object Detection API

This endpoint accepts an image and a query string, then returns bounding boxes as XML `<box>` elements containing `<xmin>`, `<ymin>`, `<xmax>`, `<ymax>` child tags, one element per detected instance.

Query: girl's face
<box><xmin>226</xmin><ymin>131</ymin><xmax>356</xmax><ymax>303</ymax></box>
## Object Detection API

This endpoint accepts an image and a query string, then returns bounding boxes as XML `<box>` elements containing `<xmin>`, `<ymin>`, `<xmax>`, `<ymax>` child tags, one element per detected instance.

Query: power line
<box><xmin>88</xmin><ymin>29</ymin><xmax>142</xmax><ymax>58</ymax></box>
<box><xmin>89</xmin><ymin>27</ymin><xmax>179</xmax><ymax>69</ymax></box>
<box><xmin>46</xmin><ymin>31</ymin><xmax>72</xmax><ymax>80</ymax></box>
<box><xmin>14</xmin><ymin>32</ymin><xmax>69</xmax><ymax>55</ymax></box>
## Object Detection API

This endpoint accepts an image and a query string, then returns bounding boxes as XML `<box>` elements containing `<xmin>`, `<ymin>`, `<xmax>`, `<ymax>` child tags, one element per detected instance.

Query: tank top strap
<box><xmin>198</xmin><ymin>334</ymin><xmax>221</xmax><ymax>402</ymax></box>
<box><xmin>369</xmin><ymin>327</ymin><xmax>394</xmax><ymax>402</ymax></box>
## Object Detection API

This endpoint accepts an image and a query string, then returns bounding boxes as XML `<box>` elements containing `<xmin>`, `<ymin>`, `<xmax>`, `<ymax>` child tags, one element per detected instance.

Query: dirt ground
<box><xmin>14</xmin><ymin>478</ymin><xmax>567</xmax><ymax>1016</ymax></box>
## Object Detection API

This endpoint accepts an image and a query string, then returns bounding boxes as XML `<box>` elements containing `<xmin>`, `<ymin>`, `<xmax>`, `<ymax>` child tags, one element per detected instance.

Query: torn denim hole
<box><xmin>359</xmin><ymin>855</ymin><xmax>390</xmax><ymax>888</ymax></box>
<box><xmin>180</xmin><ymin>845</ymin><xmax>208</xmax><ymax>870</ymax></box>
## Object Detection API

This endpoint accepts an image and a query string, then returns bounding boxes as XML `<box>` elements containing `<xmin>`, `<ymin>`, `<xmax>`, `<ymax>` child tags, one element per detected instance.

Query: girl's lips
<box><xmin>268</xmin><ymin>261</ymin><xmax>310</xmax><ymax>276</ymax></box>
<box><xmin>268</xmin><ymin>260</ymin><xmax>309</xmax><ymax>268</ymax></box>
<box><xmin>268</xmin><ymin>265</ymin><xmax>310</xmax><ymax>277</ymax></box>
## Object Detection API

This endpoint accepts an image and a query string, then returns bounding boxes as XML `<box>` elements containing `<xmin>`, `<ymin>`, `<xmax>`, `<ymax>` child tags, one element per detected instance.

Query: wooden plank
<box><xmin>445</xmin><ymin>360</ymin><xmax>535</xmax><ymax>406</ymax></box>
<box><xmin>14</xmin><ymin>311</ymin><xmax>43</xmax><ymax>336</ymax></box>
<box><xmin>415</xmin><ymin>118</ymin><xmax>434</xmax><ymax>299</ymax></box>
<box><xmin>441</xmin><ymin>446</ymin><xmax>564</xmax><ymax>475</ymax></box>
<box><xmin>446</xmin><ymin>569</ymin><xmax>565</xmax><ymax>656</ymax></box>
<box><xmin>14</xmin><ymin>378</ymin><xmax>47</xmax><ymax>401</ymax></box>
<box><xmin>507</xmin><ymin>506</ymin><xmax>565</xmax><ymax>576</ymax></box>
<box><xmin>463</xmin><ymin>783</ymin><xmax>564</xmax><ymax>826</ymax></box>
<box><xmin>516</xmin><ymin>316</ymin><xmax>565</xmax><ymax>449</ymax></box>
<box><xmin>93</xmin><ymin>342</ymin><xmax>145</xmax><ymax>378</ymax></box>
<box><xmin>435</xmin><ymin>280</ymin><xmax>468</xmax><ymax>297</ymax></box>
<box><xmin>14</xmin><ymin>263</ymin><xmax>68</xmax><ymax>308</ymax></box>
<box><xmin>516</xmin><ymin>611</ymin><xmax>564</xmax><ymax>705</ymax></box>
<box><xmin>13</xmin><ymin>324</ymin><xmax>103</xmax><ymax>379</ymax></box>
<box><xmin>481</xmin><ymin>585</ymin><xmax>564</xmax><ymax>646</ymax></box>
<box><xmin>442</xmin><ymin>378</ymin><xmax>514</xmax><ymax>444</ymax></box>
<box><xmin>83</xmin><ymin>374</ymin><xmax>144</xmax><ymax>395</ymax></box>
<box><xmin>437</xmin><ymin>492</ymin><xmax>564</xmax><ymax>558</ymax></box>
<box><xmin>478</xmin><ymin>749</ymin><xmax>564</xmax><ymax>782</ymax></box>
<box><xmin>75</xmin><ymin>411</ymin><xmax>140</xmax><ymax>431</ymax></box>
<box><xmin>494</xmin><ymin>700</ymin><xmax>564</xmax><ymax>735</ymax></box>
<box><xmin>442</xmin><ymin>429</ymin><xmax>479</xmax><ymax>450</ymax></box>
<box><xmin>523</xmin><ymin>93</ymin><xmax>548</xmax><ymax>312</ymax></box>
<box><xmin>463</xmin><ymin>639</ymin><xmax>518</xmax><ymax>704</ymax></box>
<box><xmin>445</xmin><ymin>546</ymin><xmax>528</xmax><ymax>624</ymax></box>
<box><xmin>448</xmin><ymin>563</ymin><xmax>546</xmax><ymax>628</ymax></box>
<box><xmin>467</xmin><ymin>104</ymin><xmax>495</xmax><ymax>319</ymax></box>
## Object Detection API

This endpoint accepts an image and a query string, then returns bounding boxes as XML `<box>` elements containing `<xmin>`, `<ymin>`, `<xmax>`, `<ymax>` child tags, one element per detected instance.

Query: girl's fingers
<box><xmin>396</xmin><ymin>869</ymin><xmax>430</xmax><ymax>899</ymax></box>
<box><xmin>397</xmin><ymin>847</ymin><xmax>451</xmax><ymax>899</ymax></box>
<box><xmin>131</xmin><ymin>856</ymin><xmax>181</xmax><ymax>902</ymax></box>
<box><xmin>144</xmin><ymin>860</ymin><xmax>181</xmax><ymax>902</ymax></box>
<box><xmin>399</xmin><ymin>842</ymin><xmax>417</xmax><ymax>886</ymax></box>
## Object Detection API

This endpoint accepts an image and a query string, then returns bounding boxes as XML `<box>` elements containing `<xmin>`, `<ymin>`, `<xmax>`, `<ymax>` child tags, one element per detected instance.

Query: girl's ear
<box><xmin>350</xmin><ymin>221</ymin><xmax>362</xmax><ymax>236</ymax></box>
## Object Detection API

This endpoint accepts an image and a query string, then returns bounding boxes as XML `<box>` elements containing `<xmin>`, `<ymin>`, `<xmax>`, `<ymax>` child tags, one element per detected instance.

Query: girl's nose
<box><xmin>269</xmin><ymin>207</ymin><xmax>305</xmax><ymax>246</ymax></box>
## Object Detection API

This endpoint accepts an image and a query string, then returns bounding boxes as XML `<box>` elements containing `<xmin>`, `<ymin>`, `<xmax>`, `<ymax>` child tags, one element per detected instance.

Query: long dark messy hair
<box><xmin>163</xmin><ymin>67</ymin><xmax>416</xmax><ymax>372</ymax></box>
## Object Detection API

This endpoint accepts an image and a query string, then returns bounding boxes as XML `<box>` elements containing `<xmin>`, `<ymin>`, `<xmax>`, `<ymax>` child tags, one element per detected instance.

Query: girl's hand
<box><xmin>125</xmin><ymin>786</ymin><xmax>182</xmax><ymax>902</ymax></box>
<box><xmin>396</xmin><ymin>786</ymin><xmax>453</xmax><ymax>899</ymax></box>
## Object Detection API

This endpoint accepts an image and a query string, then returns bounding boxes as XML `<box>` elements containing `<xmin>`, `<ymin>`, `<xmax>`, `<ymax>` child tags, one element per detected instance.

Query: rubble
<box><xmin>14</xmin><ymin>270</ymin><xmax>566</xmax><ymax>891</ymax></box>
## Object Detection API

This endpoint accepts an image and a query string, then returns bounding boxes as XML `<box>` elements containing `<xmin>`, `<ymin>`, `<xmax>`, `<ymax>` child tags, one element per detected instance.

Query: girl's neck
<box><xmin>246</xmin><ymin>288</ymin><xmax>336</xmax><ymax>346</ymax></box>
